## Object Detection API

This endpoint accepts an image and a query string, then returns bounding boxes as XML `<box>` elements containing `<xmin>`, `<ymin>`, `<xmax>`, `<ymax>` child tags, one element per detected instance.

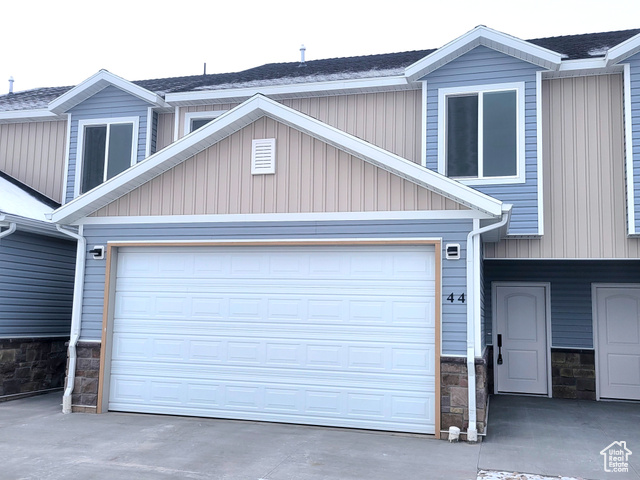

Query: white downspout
<box><xmin>56</xmin><ymin>224</ymin><xmax>86</xmax><ymax>414</ymax></box>
<box><xmin>465</xmin><ymin>208</ymin><xmax>510</xmax><ymax>442</ymax></box>
<box><xmin>0</xmin><ymin>222</ymin><xmax>17</xmax><ymax>240</ymax></box>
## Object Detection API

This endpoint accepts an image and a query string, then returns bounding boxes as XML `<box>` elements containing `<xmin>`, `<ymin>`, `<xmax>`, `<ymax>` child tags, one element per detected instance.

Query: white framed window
<box><xmin>75</xmin><ymin>117</ymin><xmax>139</xmax><ymax>195</ymax></box>
<box><xmin>184</xmin><ymin>110</ymin><xmax>228</xmax><ymax>136</ymax></box>
<box><xmin>437</xmin><ymin>82</ymin><xmax>526</xmax><ymax>185</ymax></box>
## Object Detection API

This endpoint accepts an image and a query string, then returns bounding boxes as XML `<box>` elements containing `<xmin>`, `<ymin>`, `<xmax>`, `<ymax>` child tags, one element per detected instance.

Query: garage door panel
<box><xmin>109</xmin><ymin>245</ymin><xmax>436</xmax><ymax>433</ymax></box>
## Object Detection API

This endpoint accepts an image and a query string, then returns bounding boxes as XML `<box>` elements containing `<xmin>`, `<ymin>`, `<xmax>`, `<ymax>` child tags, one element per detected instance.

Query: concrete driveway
<box><xmin>3</xmin><ymin>392</ymin><xmax>640</xmax><ymax>480</ymax></box>
<box><xmin>0</xmin><ymin>392</ymin><xmax>480</xmax><ymax>480</ymax></box>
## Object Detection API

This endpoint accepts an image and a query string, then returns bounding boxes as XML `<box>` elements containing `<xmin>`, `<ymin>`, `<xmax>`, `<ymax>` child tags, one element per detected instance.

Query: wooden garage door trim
<box><xmin>97</xmin><ymin>239</ymin><xmax>441</xmax><ymax>438</ymax></box>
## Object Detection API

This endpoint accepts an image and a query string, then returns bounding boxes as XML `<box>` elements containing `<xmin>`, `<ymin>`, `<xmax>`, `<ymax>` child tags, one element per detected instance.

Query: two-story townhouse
<box><xmin>1</xmin><ymin>26</ymin><xmax>639</xmax><ymax>440</ymax></box>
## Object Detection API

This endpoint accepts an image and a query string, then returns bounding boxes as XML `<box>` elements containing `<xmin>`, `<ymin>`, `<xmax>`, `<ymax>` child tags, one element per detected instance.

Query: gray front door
<box><xmin>494</xmin><ymin>284</ymin><xmax>548</xmax><ymax>395</ymax></box>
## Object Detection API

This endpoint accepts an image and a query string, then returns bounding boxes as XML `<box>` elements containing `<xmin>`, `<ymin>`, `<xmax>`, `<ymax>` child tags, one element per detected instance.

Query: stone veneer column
<box><xmin>551</xmin><ymin>348</ymin><xmax>596</xmax><ymax>400</ymax></box>
<box><xmin>440</xmin><ymin>349</ymin><xmax>489</xmax><ymax>439</ymax></box>
<box><xmin>66</xmin><ymin>341</ymin><xmax>101</xmax><ymax>413</ymax></box>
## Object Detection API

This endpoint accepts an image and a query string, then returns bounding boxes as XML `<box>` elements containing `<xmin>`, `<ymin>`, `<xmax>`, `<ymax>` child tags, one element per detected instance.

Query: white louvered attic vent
<box><xmin>251</xmin><ymin>138</ymin><xmax>276</xmax><ymax>175</ymax></box>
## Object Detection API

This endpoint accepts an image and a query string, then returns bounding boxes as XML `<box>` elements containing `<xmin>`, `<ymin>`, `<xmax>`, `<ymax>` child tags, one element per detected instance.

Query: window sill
<box><xmin>452</xmin><ymin>175</ymin><xmax>526</xmax><ymax>186</ymax></box>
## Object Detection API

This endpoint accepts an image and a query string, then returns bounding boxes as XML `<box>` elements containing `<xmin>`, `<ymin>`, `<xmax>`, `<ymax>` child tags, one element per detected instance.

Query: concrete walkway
<box><xmin>2</xmin><ymin>392</ymin><xmax>639</xmax><ymax>479</ymax></box>
<box><xmin>480</xmin><ymin>395</ymin><xmax>640</xmax><ymax>480</ymax></box>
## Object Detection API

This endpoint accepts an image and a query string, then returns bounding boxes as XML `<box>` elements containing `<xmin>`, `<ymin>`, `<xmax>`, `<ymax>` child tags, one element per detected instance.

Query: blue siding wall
<box><xmin>423</xmin><ymin>46</ymin><xmax>543</xmax><ymax>234</ymax></box>
<box><xmin>81</xmin><ymin>219</ymin><xmax>473</xmax><ymax>355</ymax></box>
<box><xmin>151</xmin><ymin>111</ymin><xmax>158</xmax><ymax>154</ymax></box>
<box><xmin>629</xmin><ymin>52</ymin><xmax>640</xmax><ymax>231</ymax></box>
<box><xmin>483</xmin><ymin>260</ymin><xmax>640</xmax><ymax>349</ymax></box>
<box><xmin>66</xmin><ymin>85</ymin><xmax>152</xmax><ymax>203</ymax></box>
<box><xmin>0</xmin><ymin>231</ymin><xmax>75</xmax><ymax>337</ymax></box>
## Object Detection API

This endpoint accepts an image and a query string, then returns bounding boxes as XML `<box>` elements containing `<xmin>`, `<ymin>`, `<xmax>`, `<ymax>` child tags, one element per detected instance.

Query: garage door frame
<box><xmin>96</xmin><ymin>238</ymin><xmax>442</xmax><ymax>437</ymax></box>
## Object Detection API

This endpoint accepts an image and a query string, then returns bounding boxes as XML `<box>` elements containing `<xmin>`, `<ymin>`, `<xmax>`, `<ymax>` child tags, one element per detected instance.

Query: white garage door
<box><xmin>108</xmin><ymin>244</ymin><xmax>436</xmax><ymax>434</ymax></box>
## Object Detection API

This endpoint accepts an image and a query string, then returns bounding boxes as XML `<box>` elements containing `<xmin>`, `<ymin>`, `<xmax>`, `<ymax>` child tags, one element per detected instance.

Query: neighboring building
<box><xmin>1</xmin><ymin>25</ymin><xmax>639</xmax><ymax>439</ymax></box>
<box><xmin>0</xmin><ymin>173</ymin><xmax>76</xmax><ymax>400</ymax></box>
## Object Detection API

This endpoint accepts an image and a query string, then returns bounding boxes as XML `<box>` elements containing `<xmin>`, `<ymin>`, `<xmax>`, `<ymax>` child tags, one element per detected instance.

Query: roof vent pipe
<box><xmin>203</xmin><ymin>62</ymin><xmax>206</xmax><ymax>75</ymax></box>
<box><xmin>299</xmin><ymin>44</ymin><xmax>306</xmax><ymax>66</ymax></box>
<box><xmin>8</xmin><ymin>76</ymin><xmax>14</xmax><ymax>94</ymax></box>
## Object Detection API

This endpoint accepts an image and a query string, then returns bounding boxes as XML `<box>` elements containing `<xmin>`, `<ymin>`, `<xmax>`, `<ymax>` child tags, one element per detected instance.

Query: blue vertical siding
<box><xmin>483</xmin><ymin>259</ymin><xmax>640</xmax><ymax>349</ymax></box>
<box><xmin>81</xmin><ymin>219</ymin><xmax>473</xmax><ymax>355</ymax></box>
<box><xmin>423</xmin><ymin>46</ymin><xmax>543</xmax><ymax>234</ymax></box>
<box><xmin>629</xmin><ymin>53</ymin><xmax>640</xmax><ymax>231</ymax></box>
<box><xmin>66</xmin><ymin>85</ymin><xmax>152</xmax><ymax>203</ymax></box>
<box><xmin>151</xmin><ymin>111</ymin><xmax>158</xmax><ymax>154</ymax></box>
<box><xmin>0</xmin><ymin>231</ymin><xmax>75</xmax><ymax>337</ymax></box>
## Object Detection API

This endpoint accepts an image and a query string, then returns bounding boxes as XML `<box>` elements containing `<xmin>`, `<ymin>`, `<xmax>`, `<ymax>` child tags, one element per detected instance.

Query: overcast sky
<box><xmin>2</xmin><ymin>0</ymin><xmax>639</xmax><ymax>93</ymax></box>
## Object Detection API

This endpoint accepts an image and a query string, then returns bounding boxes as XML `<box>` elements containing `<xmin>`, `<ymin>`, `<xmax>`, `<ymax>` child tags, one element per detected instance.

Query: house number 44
<box><xmin>446</xmin><ymin>293</ymin><xmax>466</xmax><ymax>303</ymax></box>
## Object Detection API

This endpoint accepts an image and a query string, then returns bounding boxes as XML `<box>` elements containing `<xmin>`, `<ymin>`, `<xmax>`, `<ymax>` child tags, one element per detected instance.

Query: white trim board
<box><xmin>623</xmin><ymin>64</ymin><xmax>636</xmax><ymax>235</ymax></box>
<box><xmin>76</xmin><ymin>209</ymin><xmax>493</xmax><ymax>225</ymax></box>
<box><xmin>51</xmin><ymin>94</ymin><xmax>503</xmax><ymax>224</ymax></box>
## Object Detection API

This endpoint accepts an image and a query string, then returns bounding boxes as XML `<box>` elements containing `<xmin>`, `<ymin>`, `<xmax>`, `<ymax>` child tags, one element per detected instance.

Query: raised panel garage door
<box><xmin>107</xmin><ymin>244</ymin><xmax>436</xmax><ymax>434</ymax></box>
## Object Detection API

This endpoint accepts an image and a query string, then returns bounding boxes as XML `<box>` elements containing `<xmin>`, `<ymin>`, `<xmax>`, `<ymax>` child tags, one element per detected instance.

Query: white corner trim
<box><xmin>49</xmin><ymin>70</ymin><xmax>168</xmax><ymax>114</ymax></box>
<box><xmin>173</xmin><ymin>106</ymin><xmax>180</xmax><ymax>142</ymax></box>
<box><xmin>473</xmin><ymin>218</ymin><xmax>482</xmax><ymax>354</ymax></box>
<box><xmin>61</xmin><ymin>113</ymin><xmax>72</xmax><ymax>205</ymax></box>
<box><xmin>421</xmin><ymin>81</ymin><xmax>428</xmax><ymax>167</ymax></box>
<box><xmin>623</xmin><ymin>64</ymin><xmax>636</xmax><ymax>235</ymax></box>
<box><xmin>74</xmin><ymin>116</ymin><xmax>140</xmax><ymax>198</ymax></box>
<box><xmin>145</xmin><ymin>107</ymin><xmax>153</xmax><ymax>159</ymax></box>
<box><xmin>404</xmin><ymin>26</ymin><xmax>562</xmax><ymax>82</ymax></box>
<box><xmin>183</xmin><ymin>110</ymin><xmax>229</xmax><ymax>137</ymax></box>
<box><xmin>52</xmin><ymin>95</ymin><xmax>503</xmax><ymax>224</ymax></box>
<box><xmin>76</xmin><ymin>209</ymin><xmax>493</xmax><ymax>225</ymax></box>
<box><xmin>605</xmin><ymin>32</ymin><xmax>640</xmax><ymax>66</ymax></box>
<box><xmin>436</xmin><ymin>82</ymin><xmax>526</xmax><ymax>186</ymax></box>
<box><xmin>536</xmin><ymin>71</ymin><xmax>544</xmax><ymax>236</ymax></box>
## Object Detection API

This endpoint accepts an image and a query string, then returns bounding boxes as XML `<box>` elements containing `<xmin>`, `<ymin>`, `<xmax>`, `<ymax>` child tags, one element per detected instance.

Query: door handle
<box><xmin>497</xmin><ymin>334</ymin><xmax>503</xmax><ymax>365</ymax></box>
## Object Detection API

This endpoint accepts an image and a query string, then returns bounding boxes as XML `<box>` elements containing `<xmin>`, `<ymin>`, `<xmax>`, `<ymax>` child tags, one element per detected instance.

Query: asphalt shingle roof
<box><xmin>1</xmin><ymin>28</ymin><xmax>638</xmax><ymax>112</ymax></box>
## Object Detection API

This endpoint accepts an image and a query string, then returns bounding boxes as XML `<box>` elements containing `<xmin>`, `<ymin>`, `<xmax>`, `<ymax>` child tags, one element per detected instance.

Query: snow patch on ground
<box><xmin>478</xmin><ymin>470</ymin><xmax>583</xmax><ymax>480</ymax></box>
<box><xmin>0</xmin><ymin>176</ymin><xmax>53</xmax><ymax>221</ymax></box>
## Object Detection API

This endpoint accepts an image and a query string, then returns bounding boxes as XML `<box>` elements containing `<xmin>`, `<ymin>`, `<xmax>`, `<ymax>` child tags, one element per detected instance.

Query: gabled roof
<box><xmin>1</xmin><ymin>28</ymin><xmax>638</xmax><ymax>113</ymax></box>
<box><xmin>605</xmin><ymin>31</ymin><xmax>640</xmax><ymax>65</ymax></box>
<box><xmin>405</xmin><ymin>26</ymin><xmax>563</xmax><ymax>82</ymax></box>
<box><xmin>48</xmin><ymin>70</ymin><xmax>169</xmax><ymax>114</ymax></box>
<box><xmin>50</xmin><ymin>94</ymin><xmax>503</xmax><ymax>224</ymax></box>
<box><xmin>0</xmin><ymin>171</ymin><xmax>58</xmax><ymax>221</ymax></box>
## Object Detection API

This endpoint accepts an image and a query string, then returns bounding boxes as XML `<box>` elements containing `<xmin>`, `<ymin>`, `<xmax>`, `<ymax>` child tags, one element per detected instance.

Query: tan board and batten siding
<box><xmin>174</xmin><ymin>91</ymin><xmax>423</xmax><ymax>164</ymax></box>
<box><xmin>0</xmin><ymin>120</ymin><xmax>67</xmax><ymax>202</ymax></box>
<box><xmin>485</xmin><ymin>74</ymin><xmax>640</xmax><ymax>259</ymax></box>
<box><xmin>91</xmin><ymin>116</ymin><xmax>465</xmax><ymax>217</ymax></box>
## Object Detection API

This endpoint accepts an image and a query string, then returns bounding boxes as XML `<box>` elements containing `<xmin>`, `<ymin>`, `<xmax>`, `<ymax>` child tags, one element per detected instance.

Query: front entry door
<box><xmin>595</xmin><ymin>285</ymin><xmax>640</xmax><ymax>401</ymax></box>
<box><xmin>494</xmin><ymin>284</ymin><xmax>548</xmax><ymax>395</ymax></box>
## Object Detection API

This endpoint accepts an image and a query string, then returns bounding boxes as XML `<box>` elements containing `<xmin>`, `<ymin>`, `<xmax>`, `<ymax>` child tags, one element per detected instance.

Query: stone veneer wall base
<box><xmin>65</xmin><ymin>341</ymin><xmax>101</xmax><ymax>413</ymax></box>
<box><xmin>0</xmin><ymin>337</ymin><xmax>68</xmax><ymax>400</ymax></box>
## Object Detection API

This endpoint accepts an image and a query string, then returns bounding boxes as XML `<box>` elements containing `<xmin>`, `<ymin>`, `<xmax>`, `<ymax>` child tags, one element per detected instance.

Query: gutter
<box><xmin>0</xmin><ymin>221</ymin><xmax>17</xmax><ymax>240</ymax></box>
<box><xmin>55</xmin><ymin>224</ymin><xmax>86</xmax><ymax>414</ymax></box>
<box><xmin>464</xmin><ymin>206</ymin><xmax>510</xmax><ymax>441</ymax></box>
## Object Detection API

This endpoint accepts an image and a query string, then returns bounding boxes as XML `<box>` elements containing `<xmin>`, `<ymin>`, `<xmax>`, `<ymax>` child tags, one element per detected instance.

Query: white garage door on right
<box><xmin>595</xmin><ymin>285</ymin><xmax>640</xmax><ymax>401</ymax></box>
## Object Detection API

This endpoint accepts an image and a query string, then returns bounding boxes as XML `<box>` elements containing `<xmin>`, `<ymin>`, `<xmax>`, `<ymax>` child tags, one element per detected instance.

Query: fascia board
<box><xmin>605</xmin><ymin>33</ymin><xmax>640</xmax><ymax>66</ymax></box>
<box><xmin>405</xmin><ymin>26</ymin><xmax>562</xmax><ymax>82</ymax></box>
<box><xmin>0</xmin><ymin>109</ymin><xmax>62</xmax><ymax>123</ymax></box>
<box><xmin>164</xmin><ymin>75</ymin><xmax>412</xmax><ymax>106</ymax></box>
<box><xmin>48</xmin><ymin>70</ymin><xmax>168</xmax><ymax>114</ymax></box>
<box><xmin>52</xmin><ymin>94</ymin><xmax>502</xmax><ymax>224</ymax></box>
<box><xmin>1</xmin><ymin>213</ymin><xmax>69</xmax><ymax>239</ymax></box>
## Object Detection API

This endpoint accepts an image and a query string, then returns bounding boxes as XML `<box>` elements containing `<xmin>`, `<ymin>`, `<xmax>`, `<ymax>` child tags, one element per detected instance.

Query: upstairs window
<box><xmin>438</xmin><ymin>83</ymin><xmax>525</xmax><ymax>185</ymax></box>
<box><xmin>77</xmin><ymin>117</ymin><xmax>138</xmax><ymax>195</ymax></box>
<box><xmin>184</xmin><ymin>110</ymin><xmax>228</xmax><ymax>136</ymax></box>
